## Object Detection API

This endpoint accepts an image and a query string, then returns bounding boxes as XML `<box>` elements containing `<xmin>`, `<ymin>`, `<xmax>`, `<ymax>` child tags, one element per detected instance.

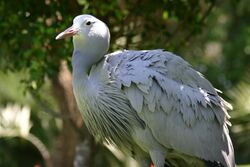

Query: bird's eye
<box><xmin>86</xmin><ymin>21</ymin><xmax>91</xmax><ymax>26</ymax></box>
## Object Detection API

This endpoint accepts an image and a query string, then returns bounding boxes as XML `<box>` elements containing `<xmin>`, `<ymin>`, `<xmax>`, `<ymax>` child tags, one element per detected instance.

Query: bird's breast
<box><xmin>73</xmin><ymin>75</ymin><xmax>144</xmax><ymax>148</ymax></box>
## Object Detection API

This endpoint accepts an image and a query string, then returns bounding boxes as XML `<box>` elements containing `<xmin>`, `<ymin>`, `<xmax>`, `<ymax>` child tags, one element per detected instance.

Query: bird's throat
<box><xmin>72</xmin><ymin>50</ymin><xmax>92</xmax><ymax>77</ymax></box>
<box><xmin>73</xmin><ymin>36</ymin><xmax>85</xmax><ymax>49</ymax></box>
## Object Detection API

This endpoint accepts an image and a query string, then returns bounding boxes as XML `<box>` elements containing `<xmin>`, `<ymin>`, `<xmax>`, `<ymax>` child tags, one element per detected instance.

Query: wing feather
<box><xmin>106</xmin><ymin>49</ymin><xmax>231</xmax><ymax>125</ymax></box>
<box><xmin>124</xmin><ymin>84</ymin><xmax>144</xmax><ymax>113</ymax></box>
<box><xmin>105</xmin><ymin>49</ymin><xmax>234</xmax><ymax>166</ymax></box>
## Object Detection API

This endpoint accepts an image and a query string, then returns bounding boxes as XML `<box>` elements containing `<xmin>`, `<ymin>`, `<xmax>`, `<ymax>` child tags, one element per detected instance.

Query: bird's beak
<box><xmin>55</xmin><ymin>26</ymin><xmax>79</xmax><ymax>40</ymax></box>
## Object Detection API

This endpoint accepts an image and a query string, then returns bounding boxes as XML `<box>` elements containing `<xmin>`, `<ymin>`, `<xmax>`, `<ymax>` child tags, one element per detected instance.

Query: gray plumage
<box><xmin>56</xmin><ymin>14</ymin><xmax>236</xmax><ymax>167</ymax></box>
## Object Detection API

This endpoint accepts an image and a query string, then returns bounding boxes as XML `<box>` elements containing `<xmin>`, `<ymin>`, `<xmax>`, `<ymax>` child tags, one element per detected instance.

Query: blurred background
<box><xmin>0</xmin><ymin>0</ymin><xmax>250</xmax><ymax>166</ymax></box>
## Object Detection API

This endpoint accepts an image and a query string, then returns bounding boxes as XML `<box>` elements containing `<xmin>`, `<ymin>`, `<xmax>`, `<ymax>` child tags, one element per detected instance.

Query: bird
<box><xmin>55</xmin><ymin>14</ymin><xmax>235</xmax><ymax>167</ymax></box>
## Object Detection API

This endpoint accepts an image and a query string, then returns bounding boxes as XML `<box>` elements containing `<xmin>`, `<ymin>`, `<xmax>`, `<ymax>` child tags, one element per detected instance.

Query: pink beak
<box><xmin>55</xmin><ymin>26</ymin><xmax>79</xmax><ymax>40</ymax></box>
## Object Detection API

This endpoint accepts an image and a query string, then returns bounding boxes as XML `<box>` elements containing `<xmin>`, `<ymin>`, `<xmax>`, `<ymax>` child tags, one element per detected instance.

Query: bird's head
<box><xmin>56</xmin><ymin>14</ymin><xmax>110</xmax><ymax>56</ymax></box>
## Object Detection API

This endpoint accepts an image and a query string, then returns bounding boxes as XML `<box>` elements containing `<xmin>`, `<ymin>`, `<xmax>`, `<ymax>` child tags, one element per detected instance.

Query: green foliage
<box><xmin>0</xmin><ymin>137</ymin><xmax>44</xmax><ymax>167</ymax></box>
<box><xmin>222</xmin><ymin>0</ymin><xmax>250</xmax><ymax>84</ymax></box>
<box><xmin>0</xmin><ymin>0</ymin><xmax>215</xmax><ymax>91</ymax></box>
<box><xmin>1</xmin><ymin>0</ymin><xmax>250</xmax><ymax>166</ymax></box>
<box><xmin>229</xmin><ymin>73</ymin><xmax>250</xmax><ymax>163</ymax></box>
<box><xmin>0</xmin><ymin>0</ymin><xmax>74</xmax><ymax>90</ymax></box>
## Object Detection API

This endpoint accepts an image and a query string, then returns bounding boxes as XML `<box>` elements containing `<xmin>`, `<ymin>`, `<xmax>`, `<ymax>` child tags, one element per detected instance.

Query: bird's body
<box><xmin>56</xmin><ymin>15</ymin><xmax>236</xmax><ymax>167</ymax></box>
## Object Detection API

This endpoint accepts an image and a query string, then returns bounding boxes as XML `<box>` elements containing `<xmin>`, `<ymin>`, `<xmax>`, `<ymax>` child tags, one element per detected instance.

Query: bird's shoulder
<box><xmin>105</xmin><ymin>49</ymin><xmax>216</xmax><ymax>94</ymax></box>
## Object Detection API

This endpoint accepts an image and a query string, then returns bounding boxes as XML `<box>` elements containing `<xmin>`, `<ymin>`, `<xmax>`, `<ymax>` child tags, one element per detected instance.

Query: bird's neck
<box><xmin>71</xmin><ymin>50</ymin><xmax>93</xmax><ymax>96</ymax></box>
<box><xmin>73</xmin><ymin>50</ymin><xmax>92</xmax><ymax>76</ymax></box>
<box><xmin>72</xmin><ymin>49</ymin><xmax>104</xmax><ymax>83</ymax></box>
<box><xmin>72</xmin><ymin>36</ymin><xmax>109</xmax><ymax>79</ymax></box>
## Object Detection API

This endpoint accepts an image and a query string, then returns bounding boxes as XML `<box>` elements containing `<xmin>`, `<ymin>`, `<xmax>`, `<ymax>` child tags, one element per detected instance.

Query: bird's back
<box><xmin>104</xmin><ymin>49</ymin><xmax>235</xmax><ymax>167</ymax></box>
